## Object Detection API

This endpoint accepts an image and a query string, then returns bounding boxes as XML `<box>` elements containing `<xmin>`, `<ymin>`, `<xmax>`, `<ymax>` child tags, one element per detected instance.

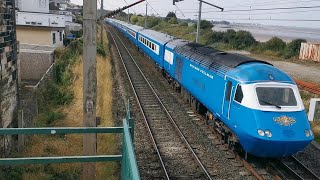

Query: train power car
<box><xmin>106</xmin><ymin>19</ymin><xmax>314</xmax><ymax>158</ymax></box>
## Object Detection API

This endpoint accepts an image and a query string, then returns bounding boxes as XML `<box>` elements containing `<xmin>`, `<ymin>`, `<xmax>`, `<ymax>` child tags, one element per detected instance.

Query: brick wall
<box><xmin>0</xmin><ymin>0</ymin><xmax>19</xmax><ymax>156</ymax></box>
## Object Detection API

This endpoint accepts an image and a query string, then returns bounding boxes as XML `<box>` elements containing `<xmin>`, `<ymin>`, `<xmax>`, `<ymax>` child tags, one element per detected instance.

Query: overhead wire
<box><xmin>146</xmin><ymin>0</ymin><xmax>160</xmax><ymax>16</ymax></box>
<box><xmin>175</xmin><ymin>4</ymin><xmax>185</xmax><ymax>17</ymax></box>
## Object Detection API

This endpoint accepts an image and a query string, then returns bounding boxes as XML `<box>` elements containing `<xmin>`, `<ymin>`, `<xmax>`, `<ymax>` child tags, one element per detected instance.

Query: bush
<box><xmin>97</xmin><ymin>43</ymin><xmax>107</xmax><ymax>58</ymax></box>
<box><xmin>265</xmin><ymin>37</ymin><xmax>286</xmax><ymax>52</ymax></box>
<box><xmin>46</xmin><ymin>111</ymin><xmax>65</xmax><ymax>125</ymax></box>
<box><xmin>180</xmin><ymin>22</ymin><xmax>188</xmax><ymax>26</ymax></box>
<box><xmin>283</xmin><ymin>39</ymin><xmax>306</xmax><ymax>59</ymax></box>
<box><xmin>130</xmin><ymin>15</ymin><xmax>139</xmax><ymax>24</ymax></box>
<box><xmin>168</xmin><ymin>17</ymin><xmax>178</xmax><ymax>24</ymax></box>
<box><xmin>230</xmin><ymin>30</ymin><xmax>256</xmax><ymax>49</ymax></box>
<box><xmin>207</xmin><ymin>31</ymin><xmax>225</xmax><ymax>44</ymax></box>
<box><xmin>200</xmin><ymin>20</ymin><xmax>213</xmax><ymax>29</ymax></box>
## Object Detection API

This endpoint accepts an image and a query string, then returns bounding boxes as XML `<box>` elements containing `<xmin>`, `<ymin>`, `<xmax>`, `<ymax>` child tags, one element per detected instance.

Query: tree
<box><xmin>168</xmin><ymin>17</ymin><xmax>178</xmax><ymax>24</ymax></box>
<box><xmin>230</xmin><ymin>30</ymin><xmax>256</xmax><ymax>49</ymax></box>
<box><xmin>200</xmin><ymin>20</ymin><xmax>213</xmax><ymax>29</ymax></box>
<box><xmin>147</xmin><ymin>16</ymin><xmax>161</xmax><ymax>27</ymax></box>
<box><xmin>283</xmin><ymin>39</ymin><xmax>306</xmax><ymax>58</ymax></box>
<box><xmin>265</xmin><ymin>37</ymin><xmax>286</xmax><ymax>52</ymax></box>
<box><xmin>130</xmin><ymin>15</ymin><xmax>139</xmax><ymax>24</ymax></box>
<box><xmin>166</xmin><ymin>12</ymin><xmax>177</xmax><ymax>20</ymax></box>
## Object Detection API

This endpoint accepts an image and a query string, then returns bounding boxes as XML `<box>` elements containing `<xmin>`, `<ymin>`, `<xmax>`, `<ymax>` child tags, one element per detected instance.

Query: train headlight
<box><xmin>305</xmin><ymin>129</ymin><xmax>310</xmax><ymax>137</ymax></box>
<box><xmin>265</xmin><ymin>130</ymin><xmax>272</xmax><ymax>138</ymax></box>
<box><xmin>258</xmin><ymin>129</ymin><xmax>265</xmax><ymax>136</ymax></box>
<box><xmin>309</xmin><ymin>130</ymin><xmax>313</xmax><ymax>136</ymax></box>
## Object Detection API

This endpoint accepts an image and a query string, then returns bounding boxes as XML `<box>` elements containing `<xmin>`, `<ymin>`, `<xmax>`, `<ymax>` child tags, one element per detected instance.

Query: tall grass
<box><xmin>2</xmin><ymin>25</ymin><xmax>118</xmax><ymax>179</ymax></box>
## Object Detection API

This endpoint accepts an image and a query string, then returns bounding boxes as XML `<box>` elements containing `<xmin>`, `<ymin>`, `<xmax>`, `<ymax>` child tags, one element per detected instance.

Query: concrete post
<box><xmin>83</xmin><ymin>0</ymin><xmax>97</xmax><ymax>179</ymax></box>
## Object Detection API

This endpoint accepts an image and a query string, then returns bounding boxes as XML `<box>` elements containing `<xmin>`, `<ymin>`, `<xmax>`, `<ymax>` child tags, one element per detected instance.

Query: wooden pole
<box><xmin>83</xmin><ymin>0</ymin><xmax>97</xmax><ymax>179</ymax></box>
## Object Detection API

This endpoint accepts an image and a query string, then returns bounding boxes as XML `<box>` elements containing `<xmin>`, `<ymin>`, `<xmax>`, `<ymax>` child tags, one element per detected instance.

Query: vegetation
<box><xmin>1</xmin><ymin>25</ymin><xmax>118</xmax><ymax>179</ymax></box>
<box><xmin>126</xmin><ymin>12</ymin><xmax>305</xmax><ymax>59</ymax></box>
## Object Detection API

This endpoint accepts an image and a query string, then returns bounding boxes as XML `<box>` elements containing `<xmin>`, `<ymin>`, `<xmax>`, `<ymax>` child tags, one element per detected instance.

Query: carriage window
<box><xmin>234</xmin><ymin>85</ymin><xmax>243</xmax><ymax>103</ymax></box>
<box><xmin>225</xmin><ymin>81</ymin><xmax>232</xmax><ymax>102</ymax></box>
<box><xmin>256</xmin><ymin>87</ymin><xmax>297</xmax><ymax>106</ymax></box>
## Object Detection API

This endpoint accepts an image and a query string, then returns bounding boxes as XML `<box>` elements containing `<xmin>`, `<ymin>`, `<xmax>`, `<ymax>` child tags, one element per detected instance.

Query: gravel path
<box><xmin>228</xmin><ymin>51</ymin><xmax>320</xmax><ymax>84</ymax></box>
<box><xmin>270</xmin><ymin>61</ymin><xmax>320</xmax><ymax>83</ymax></box>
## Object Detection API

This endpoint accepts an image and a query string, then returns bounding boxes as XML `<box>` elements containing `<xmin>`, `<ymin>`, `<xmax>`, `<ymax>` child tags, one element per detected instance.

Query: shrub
<box><xmin>200</xmin><ymin>20</ymin><xmax>213</xmax><ymax>29</ymax></box>
<box><xmin>230</xmin><ymin>30</ymin><xmax>256</xmax><ymax>49</ymax></box>
<box><xmin>168</xmin><ymin>17</ymin><xmax>178</xmax><ymax>24</ymax></box>
<box><xmin>207</xmin><ymin>31</ymin><xmax>225</xmax><ymax>44</ymax></box>
<box><xmin>130</xmin><ymin>15</ymin><xmax>139</xmax><ymax>24</ymax></box>
<box><xmin>97</xmin><ymin>43</ymin><xmax>107</xmax><ymax>58</ymax></box>
<box><xmin>264</xmin><ymin>37</ymin><xmax>286</xmax><ymax>52</ymax></box>
<box><xmin>180</xmin><ymin>22</ymin><xmax>188</xmax><ymax>26</ymax></box>
<box><xmin>283</xmin><ymin>39</ymin><xmax>306</xmax><ymax>59</ymax></box>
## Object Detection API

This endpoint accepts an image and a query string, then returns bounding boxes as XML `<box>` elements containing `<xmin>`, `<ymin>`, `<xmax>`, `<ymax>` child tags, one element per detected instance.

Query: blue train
<box><xmin>107</xmin><ymin>18</ymin><xmax>314</xmax><ymax>158</ymax></box>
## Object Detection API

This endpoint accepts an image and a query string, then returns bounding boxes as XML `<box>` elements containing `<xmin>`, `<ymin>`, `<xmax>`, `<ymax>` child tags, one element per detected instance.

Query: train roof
<box><xmin>139</xmin><ymin>29</ymin><xmax>175</xmax><ymax>44</ymax></box>
<box><xmin>174</xmin><ymin>43</ymin><xmax>272</xmax><ymax>76</ymax></box>
<box><xmin>166</xmin><ymin>39</ymin><xmax>190</xmax><ymax>50</ymax></box>
<box><xmin>127</xmin><ymin>24</ymin><xmax>144</xmax><ymax>32</ymax></box>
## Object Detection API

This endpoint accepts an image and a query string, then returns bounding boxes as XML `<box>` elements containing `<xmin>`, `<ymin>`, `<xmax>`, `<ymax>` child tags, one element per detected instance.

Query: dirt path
<box><xmin>230</xmin><ymin>51</ymin><xmax>320</xmax><ymax>84</ymax></box>
<box><xmin>270</xmin><ymin>61</ymin><xmax>320</xmax><ymax>84</ymax></box>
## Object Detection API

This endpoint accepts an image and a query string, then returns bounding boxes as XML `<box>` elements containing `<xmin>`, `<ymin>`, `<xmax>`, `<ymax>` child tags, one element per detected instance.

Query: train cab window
<box><xmin>256</xmin><ymin>87</ymin><xmax>297</xmax><ymax>106</ymax></box>
<box><xmin>234</xmin><ymin>85</ymin><xmax>243</xmax><ymax>103</ymax></box>
<box><xmin>225</xmin><ymin>81</ymin><xmax>232</xmax><ymax>102</ymax></box>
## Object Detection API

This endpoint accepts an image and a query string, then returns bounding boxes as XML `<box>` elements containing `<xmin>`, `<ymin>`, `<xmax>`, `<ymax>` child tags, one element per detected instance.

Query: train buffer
<box><xmin>0</xmin><ymin>104</ymin><xmax>140</xmax><ymax>180</ymax></box>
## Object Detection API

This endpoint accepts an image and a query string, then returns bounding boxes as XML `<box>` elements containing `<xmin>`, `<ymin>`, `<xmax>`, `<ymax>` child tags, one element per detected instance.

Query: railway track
<box><xmin>106</xmin><ymin>23</ymin><xmax>320</xmax><ymax>180</ymax></box>
<box><xmin>270</xmin><ymin>155</ymin><xmax>320</xmax><ymax>180</ymax></box>
<box><xmin>107</xmin><ymin>26</ymin><xmax>213</xmax><ymax>179</ymax></box>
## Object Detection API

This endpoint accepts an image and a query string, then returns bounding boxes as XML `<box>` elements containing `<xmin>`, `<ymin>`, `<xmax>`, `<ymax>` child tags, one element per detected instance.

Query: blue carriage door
<box><xmin>223</xmin><ymin>81</ymin><xmax>233</xmax><ymax>119</ymax></box>
<box><xmin>175</xmin><ymin>57</ymin><xmax>183</xmax><ymax>82</ymax></box>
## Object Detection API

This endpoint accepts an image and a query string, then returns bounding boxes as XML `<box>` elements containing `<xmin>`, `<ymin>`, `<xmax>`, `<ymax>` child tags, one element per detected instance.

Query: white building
<box><xmin>16</xmin><ymin>0</ymin><xmax>65</xmax><ymax>47</ymax></box>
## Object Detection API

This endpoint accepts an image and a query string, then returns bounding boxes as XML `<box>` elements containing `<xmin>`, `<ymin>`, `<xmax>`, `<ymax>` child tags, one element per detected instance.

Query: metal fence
<box><xmin>0</xmin><ymin>110</ymin><xmax>140</xmax><ymax>180</ymax></box>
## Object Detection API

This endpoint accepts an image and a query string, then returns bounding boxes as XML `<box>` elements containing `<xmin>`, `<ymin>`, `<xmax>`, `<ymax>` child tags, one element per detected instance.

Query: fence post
<box><xmin>126</xmin><ymin>100</ymin><xmax>134</xmax><ymax>143</ymax></box>
<box><xmin>18</xmin><ymin>110</ymin><xmax>24</xmax><ymax>152</ymax></box>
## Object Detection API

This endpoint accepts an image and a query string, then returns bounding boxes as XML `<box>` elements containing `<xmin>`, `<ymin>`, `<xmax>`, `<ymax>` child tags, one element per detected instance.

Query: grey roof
<box><xmin>174</xmin><ymin>43</ymin><xmax>272</xmax><ymax>76</ymax></box>
<box><xmin>127</xmin><ymin>24</ymin><xmax>144</xmax><ymax>32</ymax></box>
<box><xmin>166</xmin><ymin>39</ymin><xmax>189</xmax><ymax>50</ymax></box>
<box><xmin>139</xmin><ymin>29</ymin><xmax>175</xmax><ymax>44</ymax></box>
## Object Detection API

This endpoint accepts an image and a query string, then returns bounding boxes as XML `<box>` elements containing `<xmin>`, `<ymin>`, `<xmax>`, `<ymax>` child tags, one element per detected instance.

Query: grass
<box><xmin>3</xmin><ymin>25</ymin><xmax>118</xmax><ymax>179</ymax></box>
<box><xmin>311</xmin><ymin>121</ymin><xmax>320</xmax><ymax>143</ymax></box>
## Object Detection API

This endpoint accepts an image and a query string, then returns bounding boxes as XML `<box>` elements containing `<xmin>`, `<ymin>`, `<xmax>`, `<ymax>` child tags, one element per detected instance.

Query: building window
<box><xmin>59</xmin><ymin>31</ymin><xmax>62</xmax><ymax>41</ymax></box>
<box><xmin>52</xmin><ymin>33</ymin><xmax>56</xmax><ymax>44</ymax></box>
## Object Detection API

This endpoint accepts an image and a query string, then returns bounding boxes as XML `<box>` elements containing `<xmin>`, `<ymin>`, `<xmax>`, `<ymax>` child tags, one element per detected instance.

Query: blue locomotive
<box><xmin>106</xmin><ymin>18</ymin><xmax>314</xmax><ymax>158</ymax></box>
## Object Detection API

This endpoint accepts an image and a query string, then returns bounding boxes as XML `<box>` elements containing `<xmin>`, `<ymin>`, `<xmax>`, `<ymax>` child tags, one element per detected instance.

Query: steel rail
<box><xmin>280</xmin><ymin>155</ymin><xmax>320</xmax><ymax>180</ymax></box>
<box><xmin>107</xmin><ymin>25</ymin><xmax>213</xmax><ymax>179</ymax></box>
<box><xmin>107</xmin><ymin>27</ymin><xmax>170</xmax><ymax>180</ymax></box>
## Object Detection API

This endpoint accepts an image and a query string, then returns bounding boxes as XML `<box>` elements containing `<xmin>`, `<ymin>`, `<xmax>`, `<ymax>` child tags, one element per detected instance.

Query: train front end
<box><xmin>229</xmin><ymin>63</ymin><xmax>313</xmax><ymax>157</ymax></box>
<box><xmin>236</xmin><ymin>82</ymin><xmax>313</xmax><ymax>157</ymax></box>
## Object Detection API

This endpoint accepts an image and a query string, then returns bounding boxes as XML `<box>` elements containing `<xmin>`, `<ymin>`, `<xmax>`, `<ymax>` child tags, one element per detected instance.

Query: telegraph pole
<box><xmin>83</xmin><ymin>0</ymin><xmax>97</xmax><ymax>179</ymax></box>
<box><xmin>196</xmin><ymin>0</ymin><xmax>223</xmax><ymax>43</ymax></box>
<box><xmin>100</xmin><ymin>0</ymin><xmax>104</xmax><ymax>45</ymax></box>
<box><xmin>196</xmin><ymin>1</ymin><xmax>202</xmax><ymax>43</ymax></box>
<box><xmin>145</xmin><ymin>2</ymin><xmax>147</xmax><ymax>28</ymax></box>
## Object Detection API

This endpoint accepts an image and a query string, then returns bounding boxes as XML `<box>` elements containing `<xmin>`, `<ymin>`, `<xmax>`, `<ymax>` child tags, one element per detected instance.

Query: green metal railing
<box><xmin>0</xmin><ymin>102</ymin><xmax>140</xmax><ymax>180</ymax></box>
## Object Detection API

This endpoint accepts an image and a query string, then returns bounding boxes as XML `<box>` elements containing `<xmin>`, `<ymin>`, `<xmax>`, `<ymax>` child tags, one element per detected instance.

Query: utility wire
<box><xmin>146</xmin><ymin>0</ymin><xmax>160</xmax><ymax>16</ymax></box>
<box><xmin>179</xmin><ymin>0</ymin><xmax>320</xmax><ymax>11</ymax></box>
<box><xmin>206</xmin><ymin>18</ymin><xmax>320</xmax><ymax>22</ymax></box>
<box><xmin>175</xmin><ymin>4</ymin><xmax>185</xmax><ymax>17</ymax></box>
<box><xmin>223</xmin><ymin>0</ymin><xmax>320</xmax><ymax>8</ymax></box>
<box><xmin>201</xmin><ymin>5</ymin><xmax>320</xmax><ymax>13</ymax></box>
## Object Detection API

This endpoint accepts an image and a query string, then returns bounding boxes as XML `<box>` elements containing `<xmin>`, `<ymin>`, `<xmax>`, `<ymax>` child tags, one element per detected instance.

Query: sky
<box><xmin>71</xmin><ymin>0</ymin><xmax>320</xmax><ymax>28</ymax></box>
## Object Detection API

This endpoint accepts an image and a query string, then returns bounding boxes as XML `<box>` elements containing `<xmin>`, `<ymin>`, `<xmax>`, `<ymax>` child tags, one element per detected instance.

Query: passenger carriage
<box><xmin>106</xmin><ymin>18</ymin><xmax>314</xmax><ymax>158</ymax></box>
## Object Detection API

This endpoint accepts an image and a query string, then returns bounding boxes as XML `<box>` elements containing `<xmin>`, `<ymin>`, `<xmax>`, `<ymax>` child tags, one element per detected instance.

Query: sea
<box><xmin>213</xmin><ymin>24</ymin><xmax>320</xmax><ymax>43</ymax></box>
